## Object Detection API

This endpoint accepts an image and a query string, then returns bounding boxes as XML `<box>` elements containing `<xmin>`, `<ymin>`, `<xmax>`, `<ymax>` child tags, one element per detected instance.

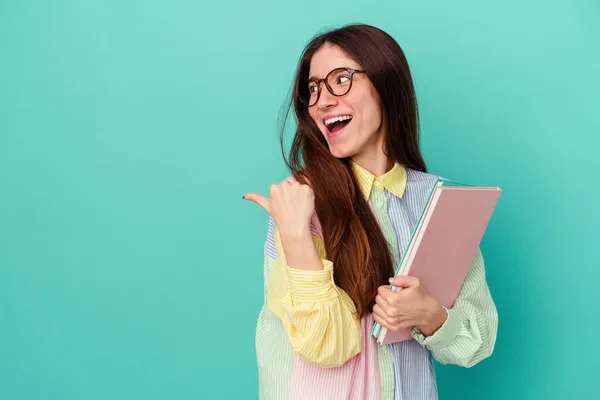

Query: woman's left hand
<box><xmin>373</xmin><ymin>276</ymin><xmax>448</xmax><ymax>336</ymax></box>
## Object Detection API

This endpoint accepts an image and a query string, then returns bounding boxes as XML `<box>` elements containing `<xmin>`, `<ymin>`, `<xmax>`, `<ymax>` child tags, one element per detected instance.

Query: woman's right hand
<box><xmin>244</xmin><ymin>179</ymin><xmax>315</xmax><ymax>240</ymax></box>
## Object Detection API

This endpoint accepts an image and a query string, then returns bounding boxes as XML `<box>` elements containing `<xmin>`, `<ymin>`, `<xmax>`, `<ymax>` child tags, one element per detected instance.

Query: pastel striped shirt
<box><xmin>255</xmin><ymin>161</ymin><xmax>498</xmax><ymax>399</ymax></box>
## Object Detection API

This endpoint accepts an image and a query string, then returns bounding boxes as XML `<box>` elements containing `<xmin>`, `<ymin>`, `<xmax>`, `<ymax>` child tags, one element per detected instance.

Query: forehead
<box><xmin>309</xmin><ymin>43</ymin><xmax>362</xmax><ymax>79</ymax></box>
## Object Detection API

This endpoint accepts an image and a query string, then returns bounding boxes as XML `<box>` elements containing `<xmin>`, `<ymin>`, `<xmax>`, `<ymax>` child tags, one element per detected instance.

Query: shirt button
<box><xmin>374</xmin><ymin>180</ymin><xmax>381</xmax><ymax>187</ymax></box>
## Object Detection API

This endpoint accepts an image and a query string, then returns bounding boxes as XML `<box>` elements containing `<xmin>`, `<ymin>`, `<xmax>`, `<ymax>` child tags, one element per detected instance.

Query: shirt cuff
<box><xmin>286</xmin><ymin>259</ymin><xmax>340</xmax><ymax>302</ymax></box>
<box><xmin>411</xmin><ymin>306</ymin><xmax>462</xmax><ymax>350</ymax></box>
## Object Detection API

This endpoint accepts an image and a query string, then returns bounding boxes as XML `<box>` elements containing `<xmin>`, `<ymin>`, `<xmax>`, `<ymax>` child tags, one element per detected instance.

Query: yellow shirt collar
<box><xmin>350</xmin><ymin>160</ymin><xmax>407</xmax><ymax>200</ymax></box>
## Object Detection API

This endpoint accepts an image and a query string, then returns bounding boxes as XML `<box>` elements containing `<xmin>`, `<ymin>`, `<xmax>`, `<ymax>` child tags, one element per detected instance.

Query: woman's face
<box><xmin>307</xmin><ymin>43</ymin><xmax>385</xmax><ymax>160</ymax></box>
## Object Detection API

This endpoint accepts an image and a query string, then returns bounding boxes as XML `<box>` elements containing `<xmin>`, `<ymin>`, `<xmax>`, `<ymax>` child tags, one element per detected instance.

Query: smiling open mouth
<box><xmin>324</xmin><ymin>115</ymin><xmax>353</xmax><ymax>136</ymax></box>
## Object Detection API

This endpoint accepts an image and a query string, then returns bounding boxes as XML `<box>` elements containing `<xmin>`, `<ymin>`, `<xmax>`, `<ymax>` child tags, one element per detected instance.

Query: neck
<box><xmin>351</xmin><ymin>145</ymin><xmax>394</xmax><ymax>177</ymax></box>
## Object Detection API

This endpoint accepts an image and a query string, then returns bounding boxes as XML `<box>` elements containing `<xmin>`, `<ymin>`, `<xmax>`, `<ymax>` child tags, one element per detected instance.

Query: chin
<box><xmin>321</xmin><ymin>129</ymin><xmax>356</xmax><ymax>159</ymax></box>
<box><xmin>328</xmin><ymin>145</ymin><xmax>354</xmax><ymax>159</ymax></box>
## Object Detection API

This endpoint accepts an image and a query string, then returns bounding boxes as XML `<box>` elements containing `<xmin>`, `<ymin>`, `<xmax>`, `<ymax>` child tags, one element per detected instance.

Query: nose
<box><xmin>316</xmin><ymin>84</ymin><xmax>338</xmax><ymax>109</ymax></box>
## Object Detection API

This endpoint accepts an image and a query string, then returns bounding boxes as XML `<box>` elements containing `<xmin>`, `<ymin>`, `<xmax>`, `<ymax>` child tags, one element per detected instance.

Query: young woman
<box><xmin>244</xmin><ymin>23</ymin><xmax>498</xmax><ymax>400</ymax></box>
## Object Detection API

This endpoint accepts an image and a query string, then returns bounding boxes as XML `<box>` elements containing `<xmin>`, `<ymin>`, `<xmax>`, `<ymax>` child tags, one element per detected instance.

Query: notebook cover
<box><xmin>370</xmin><ymin>179</ymin><xmax>444</xmax><ymax>339</ymax></box>
<box><xmin>376</xmin><ymin>185</ymin><xmax>501</xmax><ymax>345</ymax></box>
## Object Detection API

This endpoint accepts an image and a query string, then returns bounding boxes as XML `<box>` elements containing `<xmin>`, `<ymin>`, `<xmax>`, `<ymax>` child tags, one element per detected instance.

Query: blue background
<box><xmin>1</xmin><ymin>0</ymin><xmax>598</xmax><ymax>398</ymax></box>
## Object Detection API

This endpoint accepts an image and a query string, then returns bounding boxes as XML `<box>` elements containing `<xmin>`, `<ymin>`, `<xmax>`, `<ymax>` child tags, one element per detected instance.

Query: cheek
<box><xmin>350</xmin><ymin>90</ymin><xmax>382</xmax><ymax>127</ymax></box>
<box><xmin>354</xmin><ymin>103</ymin><xmax>382</xmax><ymax>134</ymax></box>
<box><xmin>308</xmin><ymin>108</ymin><xmax>319</xmax><ymax>126</ymax></box>
<box><xmin>372</xmin><ymin>104</ymin><xmax>383</xmax><ymax>127</ymax></box>
<box><xmin>363</xmin><ymin>95</ymin><xmax>383</xmax><ymax>130</ymax></box>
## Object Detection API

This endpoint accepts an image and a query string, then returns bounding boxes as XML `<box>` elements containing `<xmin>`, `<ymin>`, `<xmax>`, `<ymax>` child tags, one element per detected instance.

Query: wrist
<box><xmin>279</xmin><ymin>228</ymin><xmax>322</xmax><ymax>271</ymax></box>
<box><xmin>279</xmin><ymin>224</ymin><xmax>312</xmax><ymax>242</ymax></box>
<box><xmin>417</xmin><ymin>298</ymin><xmax>447</xmax><ymax>337</ymax></box>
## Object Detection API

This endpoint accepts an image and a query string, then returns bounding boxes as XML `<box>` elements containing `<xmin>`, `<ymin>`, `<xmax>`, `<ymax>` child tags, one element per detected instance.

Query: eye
<box><xmin>308</xmin><ymin>82</ymin><xmax>319</xmax><ymax>93</ymax></box>
<box><xmin>329</xmin><ymin>70</ymin><xmax>351</xmax><ymax>86</ymax></box>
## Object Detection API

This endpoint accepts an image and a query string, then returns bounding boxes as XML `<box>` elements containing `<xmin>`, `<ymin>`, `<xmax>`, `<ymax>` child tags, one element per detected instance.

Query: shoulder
<box><xmin>284</xmin><ymin>174</ymin><xmax>295</xmax><ymax>183</ymax></box>
<box><xmin>403</xmin><ymin>168</ymin><xmax>451</xmax><ymax>202</ymax></box>
<box><xmin>405</xmin><ymin>167</ymin><xmax>446</xmax><ymax>186</ymax></box>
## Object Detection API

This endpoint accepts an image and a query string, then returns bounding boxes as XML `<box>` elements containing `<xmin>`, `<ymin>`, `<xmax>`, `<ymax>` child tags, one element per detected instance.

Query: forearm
<box><xmin>411</xmin><ymin>248</ymin><xmax>498</xmax><ymax>367</ymax></box>
<box><xmin>280</xmin><ymin>230</ymin><xmax>324</xmax><ymax>271</ymax></box>
<box><xmin>266</xmin><ymin>223</ymin><xmax>362</xmax><ymax>367</ymax></box>
<box><xmin>416</xmin><ymin>301</ymin><xmax>497</xmax><ymax>367</ymax></box>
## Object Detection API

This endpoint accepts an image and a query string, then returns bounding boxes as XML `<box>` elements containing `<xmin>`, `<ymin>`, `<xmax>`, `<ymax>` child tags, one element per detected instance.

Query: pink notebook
<box><xmin>373</xmin><ymin>180</ymin><xmax>501</xmax><ymax>345</ymax></box>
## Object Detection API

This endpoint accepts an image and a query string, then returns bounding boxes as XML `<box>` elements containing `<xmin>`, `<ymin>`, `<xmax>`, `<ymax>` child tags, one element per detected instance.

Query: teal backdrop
<box><xmin>1</xmin><ymin>0</ymin><xmax>598</xmax><ymax>399</ymax></box>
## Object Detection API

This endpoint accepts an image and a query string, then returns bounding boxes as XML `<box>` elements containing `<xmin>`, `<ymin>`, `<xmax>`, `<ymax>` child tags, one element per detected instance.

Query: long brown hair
<box><xmin>279</xmin><ymin>24</ymin><xmax>427</xmax><ymax>319</ymax></box>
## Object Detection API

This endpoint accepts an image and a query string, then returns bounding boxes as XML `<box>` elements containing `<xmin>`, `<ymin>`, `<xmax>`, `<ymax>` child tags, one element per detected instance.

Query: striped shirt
<box><xmin>255</xmin><ymin>161</ymin><xmax>498</xmax><ymax>399</ymax></box>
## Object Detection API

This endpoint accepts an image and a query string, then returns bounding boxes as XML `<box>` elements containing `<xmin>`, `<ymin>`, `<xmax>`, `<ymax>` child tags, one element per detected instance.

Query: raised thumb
<box><xmin>243</xmin><ymin>192</ymin><xmax>272</xmax><ymax>214</ymax></box>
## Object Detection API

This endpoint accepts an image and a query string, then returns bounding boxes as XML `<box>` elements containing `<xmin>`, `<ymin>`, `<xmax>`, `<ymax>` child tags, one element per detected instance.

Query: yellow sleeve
<box><xmin>266</xmin><ymin>225</ymin><xmax>362</xmax><ymax>368</ymax></box>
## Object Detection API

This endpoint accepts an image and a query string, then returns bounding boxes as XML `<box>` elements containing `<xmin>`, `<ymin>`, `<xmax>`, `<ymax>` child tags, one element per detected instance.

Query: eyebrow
<box><xmin>308</xmin><ymin>66</ymin><xmax>353</xmax><ymax>82</ymax></box>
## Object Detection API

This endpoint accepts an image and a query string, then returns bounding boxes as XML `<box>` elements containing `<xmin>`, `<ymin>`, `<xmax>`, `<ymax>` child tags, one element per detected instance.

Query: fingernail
<box><xmin>242</xmin><ymin>195</ymin><xmax>246</xmax><ymax>199</ymax></box>
<box><xmin>389</xmin><ymin>277</ymin><xmax>394</xmax><ymax>283</ymax></box>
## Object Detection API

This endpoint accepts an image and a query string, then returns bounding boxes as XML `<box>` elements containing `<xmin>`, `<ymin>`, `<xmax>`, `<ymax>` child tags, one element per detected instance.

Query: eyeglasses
<box><xmin>299</xmin><ymin>67</ymin><xmax>366</xmax><ymax>107</ymax></box>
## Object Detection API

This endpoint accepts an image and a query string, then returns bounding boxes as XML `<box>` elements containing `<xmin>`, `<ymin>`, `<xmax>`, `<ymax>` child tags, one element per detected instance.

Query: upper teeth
<box><xmin>324</xmin><ymin>115</ymin><xmax>352</xmax><ymax>126</ymax></box>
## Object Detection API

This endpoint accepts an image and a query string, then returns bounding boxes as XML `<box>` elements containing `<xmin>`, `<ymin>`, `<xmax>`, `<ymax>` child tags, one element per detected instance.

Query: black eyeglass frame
<box><xmin>299</xmin><ymin>67</ymin><xmax>366</xmax><ymax>107</ymax></box>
